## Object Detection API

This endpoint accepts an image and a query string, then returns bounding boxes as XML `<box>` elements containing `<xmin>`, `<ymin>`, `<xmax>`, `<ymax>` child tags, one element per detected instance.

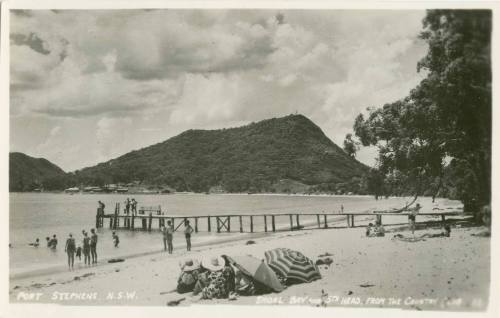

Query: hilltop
<box><xmin>72</xmin><ymin>114</ymin><xmax>368</xmax><ymax>193</ymax></box>
<box><xmin>9</xmin><ymin>152</ymin><xmax>66</xmax><ymax>192</ymax></box>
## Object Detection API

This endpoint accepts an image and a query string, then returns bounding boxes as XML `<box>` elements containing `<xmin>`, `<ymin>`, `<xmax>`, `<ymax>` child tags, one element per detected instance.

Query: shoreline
<box><xmin>9</xmin><ymin>220</ymin><xmax>490</xmax><ymax>310</ymax></box>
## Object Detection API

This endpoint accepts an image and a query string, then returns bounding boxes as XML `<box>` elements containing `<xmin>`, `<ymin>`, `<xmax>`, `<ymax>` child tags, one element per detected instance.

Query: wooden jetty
<box><xmin>96</xmin><ymin>203</ymin><xmax>462</xmax><ymax>233</ymax></box>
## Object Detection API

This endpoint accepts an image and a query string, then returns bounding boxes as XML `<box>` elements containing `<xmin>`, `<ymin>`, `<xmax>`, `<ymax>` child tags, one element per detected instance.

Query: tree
<box><xmin>351</xmin><ymin>10</ymin><xmax>491</xmax><ymax>217</ymax></box>
<box><xmin>343</xmin><ymin>133</ymin><xmax>359</xmax><ymax>158</ymax></box>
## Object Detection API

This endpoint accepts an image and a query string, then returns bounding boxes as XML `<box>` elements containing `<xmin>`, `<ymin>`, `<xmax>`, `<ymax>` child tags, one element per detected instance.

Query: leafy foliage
<box><xmin>350</xmin><ymin>10</ymin><xmax>491</xmax><ymax>213</ymax></box>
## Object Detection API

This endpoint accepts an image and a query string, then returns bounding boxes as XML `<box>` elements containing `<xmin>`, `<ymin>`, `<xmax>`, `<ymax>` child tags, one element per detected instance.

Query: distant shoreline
<box><xmin>9</xmin><ymin>191</ymin><xmax>421</xmax><ymax>200</ymax></box>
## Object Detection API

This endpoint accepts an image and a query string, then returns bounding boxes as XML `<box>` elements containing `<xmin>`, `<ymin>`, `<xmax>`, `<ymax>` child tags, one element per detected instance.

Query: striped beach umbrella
<box><xmin>264</xmin><ymin>248</ymin><xmax>321</xmax><ymax>284</ymax></box>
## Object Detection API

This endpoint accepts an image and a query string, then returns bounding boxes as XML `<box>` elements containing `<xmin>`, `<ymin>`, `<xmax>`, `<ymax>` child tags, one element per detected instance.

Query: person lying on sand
<box><xmin>176</xmin><ymin>259</ymin><xmax>200</xmax><ymax>294</ymax></box>
<box><xmin>393</xmin><ymin>226</ymin><xmax>450</xmax><ymax>242</ymax></box>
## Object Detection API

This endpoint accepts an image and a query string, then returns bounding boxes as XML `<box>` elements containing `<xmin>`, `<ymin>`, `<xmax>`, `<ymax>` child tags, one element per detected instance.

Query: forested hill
<box><xmin>74</xmin><ymin>114</ymin><xmax>369</xmax><ymax>193</ymax></box>
<box><xmin>9</xmin><ymin>152</ymin><xmax>66</xmax><ymax>192</ymax></box>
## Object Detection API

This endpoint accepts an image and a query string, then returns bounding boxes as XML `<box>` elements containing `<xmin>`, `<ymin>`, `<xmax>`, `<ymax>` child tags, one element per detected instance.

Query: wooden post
<box><xmin>142</xmin><ymin>218</ymin><xmax>147</xmax><ymax>230</ymax></box>
<box><xmin>323</xmin><ymin>215</ymin><xmax>328</xmax><ymax>228</ymax></box>
<box><xmin>296</xmin><ymin>214</ymin><xmax>300</xmax><ymax>229</ymax></box>
<box><xmin>208</xmin><ymin>216</ymin><xmax>211</xmax><ymax>232</ymax></box>
<box><xmin>113</xmin><ymin>214</ymin><xmax>118</xmax><ymax>230</ymax></box>
<box><xmin>148</xmin><ymin>213</ymin><xmax>153</xmax><ymax>232</ymax></box>
<box><xmin>272</xmin><ymin>215</ymin><xmax>276</xmax><ymax>232</ymax></box>
<box><xmin>289</xmin><ymin>214</ymin><xmax>294</xmax><ymax>231</ymax></box>
<box><xmin>95</xmin><ymin>210</ymin><xmax>100</xmax><ymax>229</ymax></box>
<box><xmin>171</xmin><ymin>218</ymin><xmax>175</xmax><ymax>230</ymax></box>
<box><xmin>195</xmin><ymin>217</ymin><xmax>199</xmax><ymax>233</ymax></box>
<box><xmin>346</xmin><ymin>215</ymin><xmax>350</xmax><ymax>227</ymax></box>
<box><xmin>351</xmin><ymin>215</ymin><xmax>355</xmax><ymax>227</ymax></box>
<box><xmin>217</xmin><ymin>217</ymin><xmax>221</xmax><ymax>233</ymax></box>
<box><xmin>227</xmin><ymin>216</ymin><xmax>231</xmax><ymax>232</ymax></box>
<box><xmin>441</xmin><ymin>214</ymin><xmax>446</xmax><ymax>227</ymax></box>
<box><xmin>316</xmin><ymin>214</ymin><xmax>321</xmax><ymax>228</ymax></box>
<box><xmin>264</xmin><ymin>215</ymin><xmax>268</xmax><ymax>232</ymax></box>
<box><xmin>239</xmin><ymin>216</ymin><xmax>243</xmax><ymax>233</ymax></box>
<box><xmin>250</xmin><ymin>215</ymin><xmax>254</xmax><ymax>233</ymax></box>
<box><xmin>109</xmin><ymin>217</ymin><xmax>112</xmax><ymax>229</ymax></box>
<box><xmin>131</xmin><ymin>215</ymin><xmax>135</xmax><ymax>230</ymax></box>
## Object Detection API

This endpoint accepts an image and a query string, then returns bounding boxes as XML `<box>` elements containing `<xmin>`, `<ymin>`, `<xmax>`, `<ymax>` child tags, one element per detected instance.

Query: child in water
<box><xmin>76</xmin><ymin>245</ymin><xmax>82</xmax><ymax>260</ymax></box>
<box><xmin>112</xmin><ymin>231</ymin><xmax>120</xmax><ymax>247</ymax></box>
<box><xmin>29</xmin><ymin>238</ymin><xmax>40</xmax><ymax>247</ymax></box>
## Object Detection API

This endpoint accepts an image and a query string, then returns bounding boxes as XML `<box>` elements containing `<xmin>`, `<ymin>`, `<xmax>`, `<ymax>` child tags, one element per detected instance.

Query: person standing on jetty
<box><xmin>82</xmin><ymin>232</ymin><xmax>91</xmax><ymax>266</ymax></box>
<box><xmin>65</xmin><ymin>233</ymin><xmax>76</xmax><ymax>270</ymax></box>
<box><xmin>184</xmin><ymin>220</ymin><xmax>194</xmax><ymax>251</ymax></box>
<box><xmin>124</xmin><ymin>198</ymin><xmax>131</xmax><ymax>215</ymax></box>
<box><xmin>131</xmin><ymin>198</ymin><xmax>137</xmax><ymax>215</ymax></box>
<box><xmin>98</xmin><ymin>201</ymin><xmax>105</xmax><ymax>215</ymax></box>
<box><xmin>90</xmin><ymin>228</ymin><xmax>98</xmax><ymax>264</ymax></box>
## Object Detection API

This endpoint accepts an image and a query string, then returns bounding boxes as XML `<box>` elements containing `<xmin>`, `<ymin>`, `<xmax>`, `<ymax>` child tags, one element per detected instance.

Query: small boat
<box><xmin>65</xmin><ymin>187</ymin><xmax>80</xmax><ymax>193</ymax></box>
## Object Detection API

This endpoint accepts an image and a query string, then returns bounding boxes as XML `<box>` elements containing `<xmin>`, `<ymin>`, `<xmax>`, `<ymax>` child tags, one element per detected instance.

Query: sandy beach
<box><xmin>9</xmin><ymin>214</ymin><xmax>490</xmax><ymax>311</ymax></box>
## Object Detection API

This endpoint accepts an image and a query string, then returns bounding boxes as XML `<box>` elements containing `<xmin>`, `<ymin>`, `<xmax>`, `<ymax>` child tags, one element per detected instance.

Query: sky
<box><xmin>10</xmin><ymin>9</ymin><xmax>428</xmax><ymax>172</ymax></box>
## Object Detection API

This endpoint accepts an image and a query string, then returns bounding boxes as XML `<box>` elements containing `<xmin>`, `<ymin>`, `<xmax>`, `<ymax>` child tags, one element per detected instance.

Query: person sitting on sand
<box><xmin>29</xmin><ymin>238</ymin><xmax>40</xmax><ymax>247</ymax></box>
<box><xmin>49</xmin><ymin>235</ymin><xmax>58</xmax><ymax>249</ymax></box>
<box><xmin>184</xmin><ymin>220</ymin><xmax>194</xmax><ymax>252</ymax></box>
<box><xmin>65</xmin><ymin>233</ymin><xmax>76</xmax><ymax>270</ymax></box>
<box><xmin>234</xmin><ymin>268</ymin><xmax>256</xmax><ymax>296</ymax></box>
<box><xmin>374</xmin><ymin>224</ymin><xmax>386</xmax><ymax>237</ymax></box>
<box><xmin>199</xmin><ymin>256</ymin><xmax>232</xmax><ymax>300</ymax></box>
<box><xmin>176</xmin><ymin>259</ymin><xmax>200</xmax><ymax>294</ymax></box>
<box><xmin>366</xmin><ymin>223</ymin><xmax>374</xmax><ymax>237</ymax></box>
<box><xmin>112</xmin><ymin>231</ymin><xmax>120</xmax><ymax>248</ymax></box>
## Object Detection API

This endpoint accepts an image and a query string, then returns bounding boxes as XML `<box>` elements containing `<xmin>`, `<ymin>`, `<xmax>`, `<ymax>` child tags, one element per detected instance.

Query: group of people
<box><xmin>124</xmin><ymin>198</ymin><xmax>138</xmax><ymax>215</ymax></box>
<box><xmin>176</xmin><ymin>256</ymin><xmax>265</xmax><ymax>300</ymax></box>
<box><xmin>64</xmin><ymin>229</ymin><xmax>99</xmax><ymax>270</ymax></box>
<box><xmin>29</xmin><ymin>235</ymin><xmax>58</xmax><ymax>248</ymax></box>
<box><xmin>161</xmin><ymin>220</ymin><xmax>194</xmax><ymax>254</ymax></box>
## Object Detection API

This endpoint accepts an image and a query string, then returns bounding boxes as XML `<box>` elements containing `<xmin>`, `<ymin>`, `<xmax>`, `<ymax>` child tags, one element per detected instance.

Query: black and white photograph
<box><xmin>3</xmin><ymin>1</ymin><xmax>497</xmax><ymax>314</ymax></box>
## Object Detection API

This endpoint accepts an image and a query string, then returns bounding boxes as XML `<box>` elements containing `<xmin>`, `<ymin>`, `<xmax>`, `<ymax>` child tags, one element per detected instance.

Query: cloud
<box><xmin>10</xmin><ymin>9</ymin><xmax>428</xmax><ymax>170</ymax></box>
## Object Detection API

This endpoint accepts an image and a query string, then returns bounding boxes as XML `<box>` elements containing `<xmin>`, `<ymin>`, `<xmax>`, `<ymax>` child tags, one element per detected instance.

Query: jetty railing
<box><xmin>95</xmin><ymin>203</ymin><xmax>462</xmax><ymax>233</ymax></box>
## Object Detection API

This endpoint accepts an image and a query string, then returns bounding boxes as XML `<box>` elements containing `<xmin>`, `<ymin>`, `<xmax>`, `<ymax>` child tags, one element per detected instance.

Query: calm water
<box><xmin>9</xmin><ymin>193</ymin><xmax>458</xmax><ymax>277</ymax></box>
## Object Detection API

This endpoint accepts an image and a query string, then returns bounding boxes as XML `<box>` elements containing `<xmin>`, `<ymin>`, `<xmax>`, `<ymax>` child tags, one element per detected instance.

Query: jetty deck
<box><xmin>95</xmin><ymin>203</ymin><xmax>463</xmax><ymax>233</ymax></box>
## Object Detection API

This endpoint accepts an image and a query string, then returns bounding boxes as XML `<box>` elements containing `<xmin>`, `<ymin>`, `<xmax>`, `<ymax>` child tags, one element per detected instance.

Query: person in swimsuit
<box><xmin>49</xmin><ymin>234</ymin><xmax>58</xmax><ymax>249</ymax></box>
<box><xmin>166</xmin><ymin>220</ymin><xmax>174</xmax><ymax>254</ymax></box>
<box><xmin>90</xmin><ymin>228</ymin><xmax>98</xmax><ymax>264</ymax></box>
<box><xmin>112</xmin><ymin>231</ymin><xmax>120</xmax><ymax>247</ymax></box>
<box><xmin>29</xmin><ymin>238</ymin><xmax>40</xmax><ymax>247</ymax></box>
<box><xmin>184</xmin><ymin>220</ymin><xmax>194</xmax><ymax>251</ymax></box>
<box><xmin>408</xmin><ymin>203</ymin><xmax>421</xmax><ymax>234</ymax></box>
<box><xmin>65</xmin><ymin>233</ymin><xmax>76</xmax><ymax>270</ymax></box>
<box><xmin>83</xmin><ymin>232</ymin><xmax>91</xmax><ymax>266</ymax></box>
